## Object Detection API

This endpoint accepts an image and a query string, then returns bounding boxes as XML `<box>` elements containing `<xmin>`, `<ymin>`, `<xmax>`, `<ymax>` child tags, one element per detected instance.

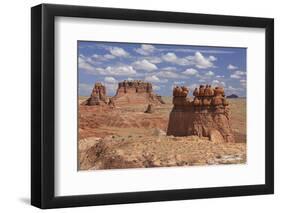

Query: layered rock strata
<box><xmin>82</xmin><ymin>83</ymin><xmax>107</xmax><ymax>106</ymax></box>
<box><xmin>111</xmin><ymin>80</ymin><xmax>165</xmax><ymax>105</ymax></box>
<box><xmin>167</xmin><ymin>85</ymin><xmax>235</xmax><ymax>143</ymax></box>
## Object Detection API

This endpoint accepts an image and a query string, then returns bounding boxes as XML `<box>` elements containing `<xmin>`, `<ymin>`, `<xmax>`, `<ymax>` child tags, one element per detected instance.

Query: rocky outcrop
<box><xmin>116</xmin><ymin>80</ymin><xmax>152</xmax><ymax>94</ymax></box>
<box><xmin>167</xmin><ymin>85</ymin><xmax>235</xmax><ymax>143</ymax></box>
<box><xmin>81</xmin><ymin>80</ymin><xmax>165</xmax><ymax>107</ymax></box>
<box><xmin>111</xmin><ymin>80</ymin><xmax>165</xmax><ymax>105</ymax></box>
<box><xmin>82</xmin><ymin>83</ymin><xmax>107</xmax><ymax>106</ymax></box>
<box><xmin>144</xmin><ymin>104</ymin><xmax>154</xmax><ymax>113</ymax></box>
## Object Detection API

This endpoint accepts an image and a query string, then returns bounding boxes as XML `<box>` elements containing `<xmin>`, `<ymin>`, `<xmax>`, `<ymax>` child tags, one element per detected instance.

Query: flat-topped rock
<box><xmin>116</xmin><ymin>80</ymin><xmax>153</xmax><ymax>94</ymax></box>
<box><xmin>111</xmin><ymin>80</ymin><xmax>165</xmax><ymax>105</ymax></box>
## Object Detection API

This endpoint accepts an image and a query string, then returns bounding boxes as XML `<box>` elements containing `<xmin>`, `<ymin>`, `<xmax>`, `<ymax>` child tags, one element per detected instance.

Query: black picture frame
<box><xmin>31</xmin><ymin>3</ymin><xmax>274</xmax><ymax>209</ymax></box>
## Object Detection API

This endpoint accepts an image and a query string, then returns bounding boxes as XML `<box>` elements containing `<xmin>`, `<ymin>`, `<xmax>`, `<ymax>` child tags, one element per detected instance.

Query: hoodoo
<box><xmin>167</xmin><ymin>85</ymin><xmax>235</xmax><ymax>143</ymax></box>
<box><xmin>82</xmin><ymin>82</ymin><xmax>108</xmax><ymax>106</ymax></box>
<box><xmin>111</xmin><ymin>80</ymin><xmax>165</xmax><ymax>105</ymax></box>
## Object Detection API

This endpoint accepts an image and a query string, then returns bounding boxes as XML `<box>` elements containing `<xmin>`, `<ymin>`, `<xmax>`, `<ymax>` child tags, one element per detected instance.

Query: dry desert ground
<box><xmin>78</xmin><ymin>97</ymin><xmax>246</xmax><ymax>170</ymax></box>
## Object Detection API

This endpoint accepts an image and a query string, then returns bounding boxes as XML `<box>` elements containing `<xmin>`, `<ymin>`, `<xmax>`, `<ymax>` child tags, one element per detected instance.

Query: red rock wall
<box><xmin>167</xmin><ymin>85</ymin><xmax>235</xmax><ymax>143</ymax></box>
<box><xmin>112</xmin><ymin>80</ymin><xmax>164</xmax><ymax>105</ymax></box>
<box><xmin>82</xmin><ymin>80</ymin><xmax>165</xmax><ymax>106</ymax></box>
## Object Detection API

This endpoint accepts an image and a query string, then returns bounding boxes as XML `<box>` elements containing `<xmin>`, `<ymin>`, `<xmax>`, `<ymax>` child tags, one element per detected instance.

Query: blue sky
<box><xmin>78</xmin><ymin>41</ymin><xmax>246</xmax><ymax>97</ymax></box>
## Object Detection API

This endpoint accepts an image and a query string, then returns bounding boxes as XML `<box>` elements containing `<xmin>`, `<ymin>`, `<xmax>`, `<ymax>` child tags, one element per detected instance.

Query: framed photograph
<box><xmin>31</xmin><ymin>4</ymin><xmax>274</xmax><ymax>209</ymax></box>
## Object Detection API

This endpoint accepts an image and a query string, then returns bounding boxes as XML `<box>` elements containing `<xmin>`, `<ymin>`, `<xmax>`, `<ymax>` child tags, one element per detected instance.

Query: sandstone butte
<box><xmin>167</xmin><ymin>85</ymin><xmax>235</xmax><ymax>143</ymax></box>
<box><xmin>81</xmin><ymin>82</ymin><xmax>107</xmax><ymax>106</ymax></box>
<box><xmin>82</xmin><ymin>80</ymin><xmax>165</xmax><ymax>106</ymax></box>
<box><xmin>111</xmin><ymin>80</ymin><xmax>165</xmax><ymax>105</ymax></box>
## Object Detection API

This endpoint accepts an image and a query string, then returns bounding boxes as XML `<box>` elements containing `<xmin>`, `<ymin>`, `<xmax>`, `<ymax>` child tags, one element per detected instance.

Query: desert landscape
<box><xmin>78</xmin><ymin>81</ymin><xmax>246</xmax><ymax>170</ymax></box>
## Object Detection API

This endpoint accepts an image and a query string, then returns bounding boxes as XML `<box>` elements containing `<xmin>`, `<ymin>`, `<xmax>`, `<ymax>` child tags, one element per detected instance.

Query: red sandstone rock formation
<box><xmin>144</xmin><ymin>104</ymin><xmax>154</xmax><ymax>113</ymax></box>
<box><xmin>111</xmin><ymin>80</ymin><xmax>165</xmax><ymax>105</ymax></box>
<box><xmin>167</xmin><ymin>85</ymin><xmax>235</xmax><ymax>143</ymax></box>
<box><xmin>82</xmin><ymin>82</ymin><xmax>108</xmax><ymax>106</ymax></box>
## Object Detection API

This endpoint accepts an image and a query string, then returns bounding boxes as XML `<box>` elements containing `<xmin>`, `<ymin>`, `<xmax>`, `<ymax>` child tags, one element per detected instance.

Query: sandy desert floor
<box><xmin>78</xmin><ymin>97</ymin><xmax>246</xmax><ymax>170</ymax></box>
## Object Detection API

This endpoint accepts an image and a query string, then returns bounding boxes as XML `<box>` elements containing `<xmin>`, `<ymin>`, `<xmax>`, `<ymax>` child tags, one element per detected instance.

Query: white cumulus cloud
<box><xmin>104</xmin><ymin>54</ymin><xmax>115</xmax><ymax>59</ymax></box>
<box><xmin>162</xmin><ymin>52</ymin><xmax>177</xmax><ymax>62</ymax></box>
<box><xmin>92</xmin><ymin>54</ymin><xmax>116</xmax><ymax>61</ymax></box>
<box><xmin>162</xmin><ymin>51</ymin><xmax>216</xmax><ymax>69</ymax></box>
<box><xmin>104</xmin><ymin>76</ymin><xmax>117</xmax><ymax>83</ymax></box>
<box><xmin>102</xmin><ymin>77</ymin><xmax>119</xmax><ymax>95</ymax></box>
<box><xmin>162</xmin><ymin>52</ymin><xmax>190</xmax><ymax>66</ymax></box>
<box><xmin>198</xmin><ymin>79</ymin><xmax>206</xmax><ymax>83</ymax></box>
<box><xmin>174</xmin><ymin>81</ymin><xmax>185</xmax><ymax>85</ymax></box>
<box><xmin>132</xmin><ymin>59</ymin><xmax>158</xmax><ymax>71</ymax></box>
<box><xmin>104</xmin><ymin>83</ymin><xmax>118</xmax><ymax>95</ymax></box>
<box><xmin>145</xmin><ymin>75</ymin><xmax>160</xmax><ymax>83</ymax></box>
<box><xmin>230</xmin><ymin>70</ymin><xmax>246</xmax><ymax>79</ymax></box>
<box><xmin>225</xmin><ymin>86</ymin><xmax>244</xmax><ymax>95</ymax></box>
<box><xmin>212</xmin><ymin>80</ymin><xmax>226</xmax><ymax>87</ymax></box>
<box><xmin>157</xmin><ymin>70</ymin><xmax>180</xmax><ymax>79</ymax></box>
<box><xmin>227</xmin><ymin>64</ymin><xmax>238</xmax><ymax>70</ymax></box>
<box><xmin>145</xmin><ymin>56</ymin><xmax>162</xmax><ymax>64</ymax></box>
<box><xmin>240</xmin><ymin>79</ymin><xmax>247</xmax><ymax>88</ymax></box>
<box><xmin>79</xmin><ymin>55</ymin><xmax>95</xmax><ymax>72</ymax></box>
<box><xmin>209</xmin><ymin>55</ymin><xmax>217</xmax><ymax>61</ymax></box>
<box><xmin>205</xmin><ymin>71</ymin><xmax>214</xmax><ymax>76</ymax></box>
<box><xmin>182</xmin><ymin>68</ymin><xmax>198</xmax><ymax>76</ymax></box>
<box><xmin>135</xmin><ymin>44</ymin><xmax>155</xmax><ymax>55</ymax></box>
<box><xmin>188</xmin><ymin>84</ymin><xmax>198</xmax><ymax>91</ymax></box>
<box><xmin>153</xmin><ymin>85</ymin><xmax>160</xmax><ymax>91</ymax></box>
<box><xmin>230</xmin><ymin>74</ymin><xmax>241</xmax><ymax>79</ymax></box>
<box><xmin>98</xmin><ymin>65</ymin><xmax>137</xmax><ymax>76</ymax></box>
<box><xmin>109</xmin><ymin>47</ymin><xmax>129</xmax><ymax>57</ymax></box>
<box><xmin>191</xmin><ymin>52</ymin><xmax>215</xmax><ymax>69</ymax></box>
<box><xmin>234</xmin><ymin>70</ymin><xmax>246</xmax><ymax>76</ymax></box>
<box><xmin>145</xmin><ymin>75</ymin><xmax>168</xmax><ymax>83</ymax></box>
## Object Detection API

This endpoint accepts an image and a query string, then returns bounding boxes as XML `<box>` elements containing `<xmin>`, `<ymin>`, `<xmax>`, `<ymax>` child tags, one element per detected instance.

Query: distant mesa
<box><xmin>82</xmin><ymin>80</ymin><xmax>165</xmax><ymax>106</ymax></box>
<box><xmin>111</xmin><ymin>80</ymin><xmax>165</xmax><ymax>105</ymax></box>
<box><xmin>226</xmin><ymin>94</ymin><xmax>239</xmax><ymax>99</ymax></box>
<box><xmin>167</xmin><ymin>85</ymin><xmax>235</xmax><ymax>143</ymax></box>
